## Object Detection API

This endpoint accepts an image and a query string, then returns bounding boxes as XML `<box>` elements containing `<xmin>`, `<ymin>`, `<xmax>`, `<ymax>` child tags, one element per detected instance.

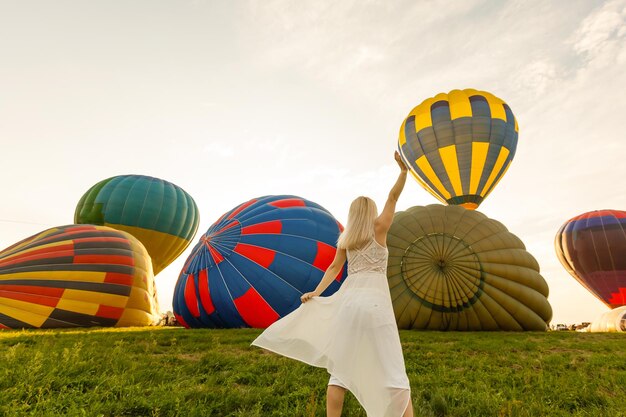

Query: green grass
<box><xmin>0</xmin><ymin>328</ymin><xmax>624</xmax><ymax>417</ymax></box>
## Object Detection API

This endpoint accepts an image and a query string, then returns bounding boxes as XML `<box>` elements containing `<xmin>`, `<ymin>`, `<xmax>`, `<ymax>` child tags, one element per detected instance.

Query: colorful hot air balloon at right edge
<box><xmin>555</xmin><ymin>210</ymin><xmax>626</xmax><ymax>308</ymax></box>
<box><xmin>398</xmin><ymin>89</ymin><xmax>518</xmax><ymax>209</ymax></box>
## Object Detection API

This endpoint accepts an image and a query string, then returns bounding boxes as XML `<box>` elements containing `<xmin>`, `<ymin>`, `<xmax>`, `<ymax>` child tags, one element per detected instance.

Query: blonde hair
<box><xmin>337</xmin><ymin>196</ymin><xmax>378</xmax><ymax>250</ymax></box>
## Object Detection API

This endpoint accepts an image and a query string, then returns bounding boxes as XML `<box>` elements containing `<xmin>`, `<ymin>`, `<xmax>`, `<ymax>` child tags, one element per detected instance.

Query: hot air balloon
<box><xmin>555</xmin><ymin>210</ymin><xmax>626</xmax><ymax>308</ymax></box>
<box><xmin>75</xmin><ymin>175</ymin><xmax>199</xmax><ymax>275</ymax></box>
<box><xmin>398</xmin><ymin>89</ymin><xmax>518</xmax><ymax>209</ymax></box>
<box><xmin>588</xmin><ymin>306</ymin><xmax>626</xmax><ymax>333</ymax></box>
<box><xmin>387</xmin><ymin>205</ymin><xmax>552</xmax><ymax>331</ymax></box>
<box><xmin>0</xmin><ymin>225</ymin><xmax>159</xmax><ymax>329</ymax></box>
<box><xmin>173</xmin><ymin>195</ymin><xmax>346</xmax><ymax>328</ymax></box>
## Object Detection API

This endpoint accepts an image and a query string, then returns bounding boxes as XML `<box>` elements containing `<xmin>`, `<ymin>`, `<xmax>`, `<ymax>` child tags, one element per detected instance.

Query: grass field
<box><xmin>1</xmin><ymin>327</ymin><xmax>624</xmax><ymax>417</ymax></box>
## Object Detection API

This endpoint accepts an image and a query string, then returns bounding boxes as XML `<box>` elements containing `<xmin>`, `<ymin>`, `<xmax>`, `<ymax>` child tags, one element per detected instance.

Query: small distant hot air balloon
<box><xmin>173</xmin><ymin>195</ymin><xmax>346</xmax><ymax>328</ymax></box>
<box><xmin>75</xmin><ymin>175</ymin><xmax>199</xmax><ymax>275</ymax></box>
<box><xmin>0</xmin><ymin>225</ymin><xmax>159</xmax><ymax>329</ymax></box>
<box><xmin>398</xmin><ymin>89</ymin><xmax>518</xmax><ymax>209</ymax></box>
<box><xmin>387</xmin><ymin>205</ymin><xmax>552</xmax><ymax>331</ymax></box>
<box><xmin>555</xmin><ymin>210</ymin><xmax>626</xmax><ymax>308</ymax></box>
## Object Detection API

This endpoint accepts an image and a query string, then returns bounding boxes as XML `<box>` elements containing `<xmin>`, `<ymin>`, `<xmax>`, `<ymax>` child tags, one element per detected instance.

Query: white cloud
<box><xmin>571</xmin><ymin>0</ymin><xmax>626</xmax><ymax>56</ymax></box>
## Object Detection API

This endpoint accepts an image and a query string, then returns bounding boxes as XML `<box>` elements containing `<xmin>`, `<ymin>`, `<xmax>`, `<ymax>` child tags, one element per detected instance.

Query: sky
<box><xmin>1</xmin><ymin>0</ymin><xmax>625</xmax><ymax>325</ymax></box>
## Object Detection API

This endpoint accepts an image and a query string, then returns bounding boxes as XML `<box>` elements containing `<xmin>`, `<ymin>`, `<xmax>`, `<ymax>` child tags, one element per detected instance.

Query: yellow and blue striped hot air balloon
<box><xmin>398</xmin><ymin>89</ymin><xmax>518</xmax><ymax>209</ymax></box>
<box><xmin>75</xmin><ymin>175</ymin><xmax>199</xmax><ymax>275</ymax></box>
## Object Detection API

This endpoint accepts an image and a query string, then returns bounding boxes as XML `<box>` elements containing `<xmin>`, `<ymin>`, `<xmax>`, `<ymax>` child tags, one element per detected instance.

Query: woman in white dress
<box><xmin>252</xmin><ymin>151</ymin><xmax>413</xmax><ymax>417</ymax></box>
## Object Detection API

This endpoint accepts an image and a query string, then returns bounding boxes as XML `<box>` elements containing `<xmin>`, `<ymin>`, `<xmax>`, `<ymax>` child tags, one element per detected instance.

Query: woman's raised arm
<box><xmin>375</xmin><ymin>151</ymin><xmax>408</xmax><ymax>241</ymax></box>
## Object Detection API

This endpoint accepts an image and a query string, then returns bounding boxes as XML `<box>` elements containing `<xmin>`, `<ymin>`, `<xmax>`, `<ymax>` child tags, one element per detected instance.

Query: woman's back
<box><xmin>347</xmin><ymin>238</ymin><xmax>388</xmax><ymax>275</ymax></box>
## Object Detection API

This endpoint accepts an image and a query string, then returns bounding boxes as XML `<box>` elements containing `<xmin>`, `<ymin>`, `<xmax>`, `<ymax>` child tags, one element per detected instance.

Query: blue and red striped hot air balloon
<box><xmin>173</xmin><ymin>195</ymin><xmax>346</xmax><ymax>328</ymax></box>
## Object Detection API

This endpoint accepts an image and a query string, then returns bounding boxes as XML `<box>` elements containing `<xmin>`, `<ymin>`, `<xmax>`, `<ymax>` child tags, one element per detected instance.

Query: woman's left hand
<box><xmin>394</xmin><ymin>151</ymin><xmax>408</xmax><ymax>171</ymax></box>
<box><xmin>300</xmin><ymin>291</ymin><xmax>320</xmax><ymax>303</ymax></box>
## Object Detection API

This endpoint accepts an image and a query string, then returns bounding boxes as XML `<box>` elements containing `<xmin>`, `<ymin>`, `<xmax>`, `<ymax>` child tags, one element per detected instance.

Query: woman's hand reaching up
<box><xmin>394</xmin><ymin>151</ymin><xmax>408</xmax><ymax>172</ymax></box>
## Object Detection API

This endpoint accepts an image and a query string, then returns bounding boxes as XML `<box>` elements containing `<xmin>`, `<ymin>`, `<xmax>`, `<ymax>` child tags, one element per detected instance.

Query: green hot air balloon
<box><xmin>75</xmin><ymin>175</ymin><xmax>199</xmax><ymax>275</ymax></box>
<box><xmin>387</xmin><ymin>205</ymin><xmax>552</xmax><ymax>331</ymax></box>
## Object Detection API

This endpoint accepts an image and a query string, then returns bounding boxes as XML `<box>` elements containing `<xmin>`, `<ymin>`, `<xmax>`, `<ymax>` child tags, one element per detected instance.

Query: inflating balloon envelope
<box><xmin>387</xmin><ymin>205</ymin><xmax>552</xmax><ymax>331</ymax></box>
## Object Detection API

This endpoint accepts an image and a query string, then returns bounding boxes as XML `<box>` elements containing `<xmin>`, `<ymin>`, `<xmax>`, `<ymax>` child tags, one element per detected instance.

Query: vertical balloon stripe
<box><xmin>398</xmin><ymin>118</ymin><xmax>408</xmax><ymax>147</ymax></box>
<box><xmin>416</xmin><ymin>156</ymin><xmax>452</xmax><ymax>199</ymax></box>
<box><xmin>413</xmin><ymin>97</ymin><xmax>437</xmax><ymax>128</ymax></box>
<box><xmin>207</xmin><ymin>244</ymin><xmax>225</xmax><ymax>264</ymax></box>
<box><xmin>402</xmin><ymin>116</ymin><xmax>424</xmax><ymax>159</ymax></box>
<box><xmin>312</xmin><ymin>241</ymin><xmax>337</xmax><ymax>271</ymax></box>
<box><xmin>482</xmin><ymin>159</ymin><xmax>513</xmax><ymax>200</ymax></box>
<box><xmin>469</xmin><ymin>142</ymin><xmax>490</xmax><ymax>194</ymax></box>
<box><xmin>479</xmin><ymin>147</ymin><xmax>510</xmax><ymax>197</ymax></box>
<box><xmin>198</xmin><ymin>269</ymin><xmax>215</xmax><ymax>315</ymax></box>
<box><xmin>482</xmin><ymin>92</ymin><xmax>507</xmax><ymax>121</ymax></box>
<box><xmin>503</xmin><ymin>103</ymin><xmax>519</xmax><ymax>133</ymax></box>
<box><xmin>438</xmin><ymin>145</ymin><xmax>463</xmax><ymax>196</ymax></box>
<box><xmin>233</xmin><ymin>287</ymin><xmax>280</xmax><ymax>328</ymax></box>
<box><xmin>183</xmin><ymin>275</ymin><xmax>200</xmax><ymax>318</ymax></box>
<box><xmin>448</xmin><ymin>90</ymin><xmax>472</xmax><ymax>119</ymax></box>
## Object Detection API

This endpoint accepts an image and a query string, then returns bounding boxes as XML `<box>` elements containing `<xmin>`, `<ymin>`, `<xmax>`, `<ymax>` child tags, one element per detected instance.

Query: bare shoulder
<box><xmin>373</xmin><ymin>219</ymin><xmax>388</xmax><ymax>247</ymax></box>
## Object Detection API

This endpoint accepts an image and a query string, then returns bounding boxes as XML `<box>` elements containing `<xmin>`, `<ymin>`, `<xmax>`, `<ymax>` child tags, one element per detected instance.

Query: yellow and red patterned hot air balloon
<box><xmin>398</xmin><ymin>89</ymin><xmax>518</xmax><ymax>209</ymax></box>
<box><xmin>0</xmin><ymin>225</ymin><xmax>159</xmax><ymax>329</ymax></box>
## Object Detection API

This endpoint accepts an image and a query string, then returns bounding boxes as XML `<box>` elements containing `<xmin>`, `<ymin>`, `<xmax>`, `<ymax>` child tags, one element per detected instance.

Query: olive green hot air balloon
<box><xmin>387</xmin><ymin>205</ymin><xmax>552</xmax><ymax>331</ymax></box>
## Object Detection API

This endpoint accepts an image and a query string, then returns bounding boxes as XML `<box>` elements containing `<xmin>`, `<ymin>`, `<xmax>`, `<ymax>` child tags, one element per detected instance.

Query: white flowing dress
<box><xmin>251</xmin><ymin>238</ymin><xmax>411</xmax><ymax>417</ymax></box>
